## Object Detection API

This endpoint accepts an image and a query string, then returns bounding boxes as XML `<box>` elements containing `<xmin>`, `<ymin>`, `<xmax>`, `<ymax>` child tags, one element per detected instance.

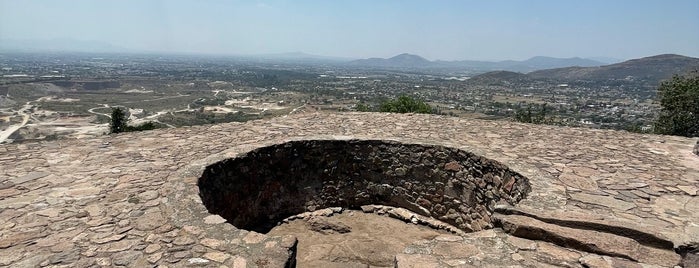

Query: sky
<box><xmin>1</xmin><ymin>0</ymin><xmax>698</xmax><ymax>61</ymax></box>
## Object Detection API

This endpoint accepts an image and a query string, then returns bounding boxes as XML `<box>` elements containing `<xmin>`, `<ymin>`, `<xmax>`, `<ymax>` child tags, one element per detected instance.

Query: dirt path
<box><xmin>0</xmin><ymin>102</ymin><xmax>31</xmax><ymax>143</ymax></box>
<box><xmin>88</xmin><ymin>104</ymin><xmax>112</xmax><ymax>118</ymax></box>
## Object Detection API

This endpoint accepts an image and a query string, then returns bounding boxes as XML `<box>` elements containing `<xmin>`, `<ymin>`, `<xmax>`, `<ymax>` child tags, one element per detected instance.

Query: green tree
<box><xmin>654</xmin><ymin>72</ymin><xmax>699</xmax><ymax>137</ymax></box>
<box><xmin>515</xmin><ymin>106</ymin><xmax>533</xmax><ymax>123</ymax></box>
<box><xmin>515</xmin><ymin>103</ymin><xmax>553</xmax><ymax>124</ymax></box>
<box><xmin>110</xmin><ymin>107</ymin><xmax>127</xmax><ymax>134</ymax></box>
<box><xmin>535</xmin><ymin>103</ymin><xmax>548</xmax><ymax>123</ymax></box>
<box><xmin>110</xmin><ymin>107</ymin><xmax>162</xmax><ymax>133</ymax></box>
<box><xmin>379</xmin><ymin>95</ymin><xmax>434</xmax><ymax>114</ymax></box>
<box><xmin>355</xmin><ymin>102</ymin><xmax>371</xmax><ymax>112</ymax></box>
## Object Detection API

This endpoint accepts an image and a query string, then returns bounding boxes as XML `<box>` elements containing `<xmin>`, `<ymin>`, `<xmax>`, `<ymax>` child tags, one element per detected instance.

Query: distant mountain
<box><xmin>348</xmin><ymin>53</ymin><xmax>433</xmax><ymax>68</ymax></box>
<box><xmin>528</xmin><ymin>54</ymin><xmax>699</xmax><ymax>82</ymax></box>
<box><xmin>587</xmin><ymin>57</ymin><xmax>625</xmax><ymax>64</ymax></box>
<box><xmin>348</xmin><ymin>54</ymin><xmax>604</xmax><ymax>71</ymax></box>
<box><xmin>518</xmin><ymin>56</ymin><xmax>604</xmax><ymax>69</ymax></box>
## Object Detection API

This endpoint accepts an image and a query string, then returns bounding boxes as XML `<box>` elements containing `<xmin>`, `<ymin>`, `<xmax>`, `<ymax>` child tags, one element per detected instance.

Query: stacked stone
<box><xmin>198</xmin><ymin>139</ymin><xmax>531</xmax><ymax>234</ymax></box>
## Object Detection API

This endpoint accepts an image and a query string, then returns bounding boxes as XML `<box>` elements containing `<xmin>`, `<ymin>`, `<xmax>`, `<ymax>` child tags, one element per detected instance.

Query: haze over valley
<box><xmin>0</xmin><ymin>0</ymin><xmax>697</xmax><ymax>142</ymax></box>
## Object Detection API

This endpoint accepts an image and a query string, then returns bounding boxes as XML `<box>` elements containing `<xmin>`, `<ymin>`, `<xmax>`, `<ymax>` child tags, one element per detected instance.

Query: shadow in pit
<box><xmin>198</xmin><ymin>139</ymin><xmax>531</xmax><ymax>233</ymax></box>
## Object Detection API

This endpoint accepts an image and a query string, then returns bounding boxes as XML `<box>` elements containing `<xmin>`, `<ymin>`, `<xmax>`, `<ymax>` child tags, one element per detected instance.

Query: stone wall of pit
<box><xmin>198</xmin><ymin>140</ymin><xmax>531</xmax><ymax>233</ymax></box>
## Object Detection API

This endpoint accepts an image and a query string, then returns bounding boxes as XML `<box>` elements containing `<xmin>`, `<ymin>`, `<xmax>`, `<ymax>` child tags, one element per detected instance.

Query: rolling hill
<box><xmin>348</xmin><ymin>53</ymin><xmax>434</xmax><ymax>68</ymax></box>
<box><xmin>528</xmin><ymin>54</ymin><xmax>699</xmax><ymax>82</ymax></box>
<box><xmin>347</xmin><ymin>54</ymin><xmax>605</xmax><ymax>72</ymax></box>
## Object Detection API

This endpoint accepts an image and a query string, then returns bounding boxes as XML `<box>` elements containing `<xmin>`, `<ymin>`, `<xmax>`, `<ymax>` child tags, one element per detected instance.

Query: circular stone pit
<box><xmin>198</xmin><ymin>139</ymin><xmax>531</xmax><ymax>234</ymax></box>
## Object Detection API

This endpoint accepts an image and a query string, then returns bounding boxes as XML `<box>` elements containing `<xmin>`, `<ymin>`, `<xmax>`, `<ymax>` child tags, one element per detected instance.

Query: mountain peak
<box><xmin>348</xmin><ymin>53</ymin><xmax>432</xmax><ymax>68</ymax></box>
<box><xmin>387</xmin><ymin>53</ymin><xmax>430</xmax><ymax>64</ymax></box>
<box><xmin>389</xmin><ymin>53</ymin><xmax>427</xmax><ymax>60</ymax></box>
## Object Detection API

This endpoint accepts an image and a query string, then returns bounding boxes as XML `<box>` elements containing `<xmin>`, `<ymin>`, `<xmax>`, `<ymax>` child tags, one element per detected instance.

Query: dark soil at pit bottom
<box><xmin>267</xmin><ymin>211</ymin><xmax>450</xmax><ymax>267</ymax></box>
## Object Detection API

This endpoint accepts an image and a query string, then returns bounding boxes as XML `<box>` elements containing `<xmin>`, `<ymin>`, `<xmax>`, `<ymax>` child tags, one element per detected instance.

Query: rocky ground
<box><xmin>0</xmin><ymin>111</ymin><xmax>697</xmax><ymax>267</ymax></box>
<box><xmin>267</xmin><ymin>209</ymin><xmax>448</xmax><ymax>267</ymax></box>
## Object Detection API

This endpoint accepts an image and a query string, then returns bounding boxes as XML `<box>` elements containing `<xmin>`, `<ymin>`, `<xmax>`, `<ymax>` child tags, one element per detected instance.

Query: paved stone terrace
<box><xmin>0</xmin><ymin>112</ymin><xmax>697</xmax><ymax>267</ymax></box>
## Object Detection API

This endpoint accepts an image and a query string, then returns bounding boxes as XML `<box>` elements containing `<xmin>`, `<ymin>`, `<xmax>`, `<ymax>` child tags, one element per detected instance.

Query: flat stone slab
<box><xmin>0</xmin><ymin>112</ymin><xmax>697</xmax><ymax>267</ymax></box>
<box><xmin>10</xmin><ymin>171</ymin><xmax>49</xmax><ymax>184</ymax></box>
<box><xmin>496</xmin><ymin>214</ymin><xmax>681</xmax><ymax>266</ymax></box>
<box><xmin>569</xmin><ymin>192</ymin><xmax>637</xmax><ymax>211</ymax></box>
<box><xmin>396</xmin><ymin>228</ymin><xmax>671</xmax><ymax>268</ymax></box>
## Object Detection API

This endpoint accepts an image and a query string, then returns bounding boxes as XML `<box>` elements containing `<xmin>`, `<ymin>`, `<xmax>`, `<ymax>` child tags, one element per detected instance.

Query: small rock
<box><xmin>512</xmin><ymin>253</ymin><xmax>525</xmax><ymax>261</ymax></box>
<box><xmin>192</xmin><ymin>245</ymin><xmax>206</xmax><ymax>253</ymax></box>
<box><xmin>360</xmin><ymin>205</ymin><xmax>376</xmax><ymax>213</ymax></box>
<box><xmin>443</xmin><ymin>259</ymin><xmax>467</xmax><ymax>266</ymax></box>
<box><xmin>147</xmin><ymin>252</ymin><xmax>162</xmax><ymax>264</ymax></box>
<box><xmin>243</xmin><ymin>232</ymin><xmax>266</xmax><ymax>244</ymax></box>
<box><xmin>387</xmin><ymin>207</ymin><xmax>413</xmax><ymax>222</ymax></box>
<box><xmin>117</xmin><ymin>219</ymin><xmax>130</xmax><ymax>227</ymax></box>
<box><xmin>138</xmin><ymin>190</ymin><xmax>159</xmax><ymax>201</ymax></box>
<box><xmin>144</xmin><ymin>244</ymin><xmax>161</xmax><ymax>254</ymax></box>
<box><xmin>134</xmin><ymin>211</ymin><xmax>167</xmax><ymax>231</ymax></box>
<box><xmin>74</xmin><ymin>211</ymin><xmax>89</xmax><ymax>218</ymax></box>
<box><xmin>182</xmin><ymin>225</ymin><xmax>203</xmax><ymax>235</ymax></box>
<box><xmin>203</xmin><ymin>215</ymin><xmax>226</xmax><ymax>224</ymax></box>
<box><xmin>203</xmin><ymin>252</ymin><xmax>230</xmax><ymax>263</ymax></box>
<box><xmin>307</xmin><ymin>216</ymin><xmax>351</xmax><ymax>234</ymax></box>
<box><xmin>311</xmin><ymin>208</ymin><xmax>334</xmax><ymax>217</ymax></box>
<box><xmin>96</xmin><ymin>257</ymin><xmax>111</xmax><ymax>266</ymax></box>
<box><xmin>677</xmin><ymin>185</ymin><xmax>698</xmax><ymax>196</ymax></box>
<box><xmin>112</xmin><ymin>251</ymin><xmax>142</xmax><ymax>266</ymax></box>
<box><xmin>200</xmin><ymin>238</ymin><xmax>223</xmax><ymax>249</ymax></box>
<box><xmin>232</xmin><ymin>256</ymin><xmax>247</xmax><ymax>268</ymax></box>
<box><xmin>188</xmin><ymin>257</ymin><xmax>209</xmax><ymax>265</ymax></box>
<box><xmin>444</xmin><ymin>161</ymin><xmax>463</xmax><ymax>171</ymax></box>
<box><xmin>130</xmin><ymin>210</ymin><xmax>145</xmax><ymax>217</ymax></box>
<box><xmin>329</xmin><ymin>207</ymin><xmax>343</xmax><ymax>213</ymax></box>
<box><xmin>171</xmin><ymin>251</ymin><xmax>192</xmax><ymax>261</ymax></box>
<box><xmin>100</xmin><ymin>239</ymin><xmax>138</xmax><ymax>252</ymax></box>
<box><xmin>92</xmin><ymin>234</ymin><xmax>126</xmax><ymax>244</ymax></box>
<box><xmin>173</xmin><ymin>236</ymin><xmax>195</xmax><ymax>246</ymax></box>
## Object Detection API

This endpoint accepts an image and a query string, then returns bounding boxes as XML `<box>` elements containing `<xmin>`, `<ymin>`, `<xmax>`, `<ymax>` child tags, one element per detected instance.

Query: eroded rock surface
<box><xmin>268</xmin><ymin>209</ymin><xmax>448</xmax><ymax>267</ymax></box>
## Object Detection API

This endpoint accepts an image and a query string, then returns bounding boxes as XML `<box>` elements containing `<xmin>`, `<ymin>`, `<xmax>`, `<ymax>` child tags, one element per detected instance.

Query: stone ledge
<box><xmin>495</xmin><ymin>214</ymin><xmax>681</xmax><ymax>267</ymax></box>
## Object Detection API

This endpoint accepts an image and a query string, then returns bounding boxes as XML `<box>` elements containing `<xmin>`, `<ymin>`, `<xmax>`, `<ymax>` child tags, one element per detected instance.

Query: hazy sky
<box><xmin>1</xmin><ymin>0</ymin><xmax>698</xmax><ymax>60</ymax></box>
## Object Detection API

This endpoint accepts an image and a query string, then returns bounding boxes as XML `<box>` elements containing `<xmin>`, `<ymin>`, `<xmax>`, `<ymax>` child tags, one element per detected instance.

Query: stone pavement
<box><xmin>0</xmin><ymin>111</ymin><xmax>697</xmax><ymax>267</ymax></box>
